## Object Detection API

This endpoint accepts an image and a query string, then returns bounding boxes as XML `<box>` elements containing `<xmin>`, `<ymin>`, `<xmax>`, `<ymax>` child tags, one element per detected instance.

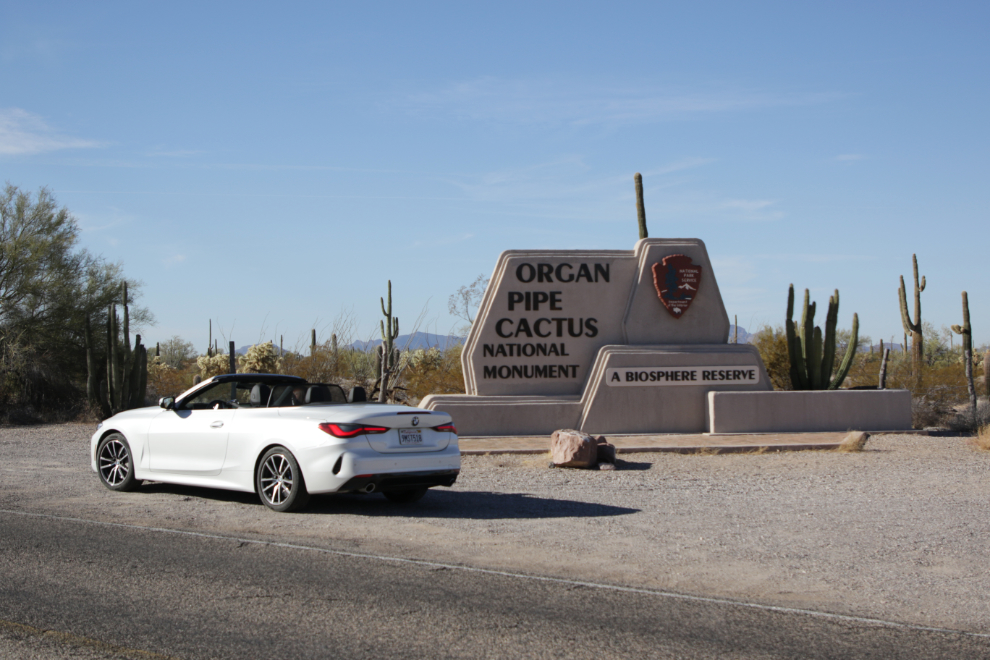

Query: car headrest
<box><xmin>250</xmin><ymin>383</ymin><xmax>271</xmax><ymax>407</ymax></box>
<box><xmin>348</xmin><ymin>386</ymin><xmax>366</xmax><ymax>403</ymax></box>
<box><xmin>305</xmin><ymin>385</ymin><xmax>331</xmax><ymax>404</ymax></box>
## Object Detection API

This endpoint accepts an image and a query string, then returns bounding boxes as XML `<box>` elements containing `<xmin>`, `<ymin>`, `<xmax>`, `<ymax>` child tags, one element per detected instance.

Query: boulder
<box><xmin>595</xmin><ymin>435</ymin><xmax>617</xmax><ymax>464</ymax></box>
<box><xmin>550</xmin><ymin>429</ymin><xmax>599</xmax><ymax>468</ymax></box>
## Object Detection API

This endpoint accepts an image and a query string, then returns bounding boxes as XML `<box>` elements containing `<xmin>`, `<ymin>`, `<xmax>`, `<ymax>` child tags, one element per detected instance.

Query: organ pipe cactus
<box><xmin>785</xmin><ymin>285</ymin><xmax>859</xmax><ymax>390</ymax></box>
<box><xmin>85</xmin><ymin>283</ymin><xmax>148</xmax><ymax>416</ymax></box>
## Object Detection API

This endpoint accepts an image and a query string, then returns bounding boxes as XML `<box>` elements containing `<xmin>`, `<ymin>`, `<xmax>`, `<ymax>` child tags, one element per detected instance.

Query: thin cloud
<box><xmin>401</xmin><ymin>77</ymin><xmax>842</xmax><ymax>127</ymax></box>
<box><xmin>0</xmin><ymin>108</ymin><xmax>104</xmax><ymax>155</ymax></box>
<box><xmin>146</xmin><ymin>148</ymin><xmax>206</xmax><ymax>158</ymax></box>
<box><xmin>163</xmin><ymin>254</ymin><xmax>186</xmax><ymax>267</ymax></box>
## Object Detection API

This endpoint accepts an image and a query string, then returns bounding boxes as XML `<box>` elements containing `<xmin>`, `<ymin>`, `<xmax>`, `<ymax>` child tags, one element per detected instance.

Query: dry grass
<box><xmin>837</xmin><ymin>431</ymin><xmax>869</xmax><ymax>452</ymax></box>
<box><xmin>974</xmin><ymin>426</ymin><xmax>990</xmax><ymax>452</ymax></box>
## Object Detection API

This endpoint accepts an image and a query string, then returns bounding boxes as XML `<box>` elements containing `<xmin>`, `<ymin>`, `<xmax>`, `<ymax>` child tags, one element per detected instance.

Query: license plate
<box><xmin>399</xmin><ymin>429</ymin><xmax>423</xmax><ymax>445</ymax></box>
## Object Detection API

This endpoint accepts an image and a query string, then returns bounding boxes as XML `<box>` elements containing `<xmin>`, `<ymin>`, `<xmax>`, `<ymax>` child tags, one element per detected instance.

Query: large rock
<box><xmin>550</xmin><ymin>429</ymin><xmax>598</xmax><ymax>468</ymax></box>
<box><xmin>595</xmin><ymin>436</ymin><xmax>617</xmax><ymax>464</ymax></box>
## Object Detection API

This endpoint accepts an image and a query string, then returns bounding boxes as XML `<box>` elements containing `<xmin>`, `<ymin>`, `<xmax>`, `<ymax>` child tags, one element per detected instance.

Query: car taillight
<box><xmin>432</xmin><ymin>423</ymin><xmax>456</xmax><ymax>433</ymax></box>
<box><xmin>319</xmin><ymin>423</ymin><xmax>389</xmax><ymax>438</ymax></box>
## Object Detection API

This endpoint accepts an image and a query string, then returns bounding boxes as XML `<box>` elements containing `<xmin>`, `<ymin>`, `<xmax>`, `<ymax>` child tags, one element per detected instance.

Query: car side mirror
<box><xmin>159</xmin><ymin>397</ymin><xmax>175</xmax><ymax>410</ymax></box>
<box><xmin>348</xmin><ymin>386</ymin><xmax>366</xmax><ymax>403</ymax></box>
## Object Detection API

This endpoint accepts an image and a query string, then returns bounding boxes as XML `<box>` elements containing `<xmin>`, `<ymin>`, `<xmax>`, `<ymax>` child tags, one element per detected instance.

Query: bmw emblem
<box><xmin>411</xmin><ymin>416</ymin><xmax>419</xmax><ymax>426</ymax></box>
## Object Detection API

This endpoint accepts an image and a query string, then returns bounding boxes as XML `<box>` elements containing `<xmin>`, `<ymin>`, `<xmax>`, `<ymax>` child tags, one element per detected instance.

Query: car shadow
<box><xmin>136</xmin><ymin>482</ymin><xmax>639</xmax><ymax>519</ymax></box>
<box><xmin>138</xmin><ymin>481</ymin><xmax>260</xmax><ymax>505</ymax></box>
<box><xmin>305</xmin><ymin>489</ymin><xmax>640</xmax><ymax>519</ymax></box>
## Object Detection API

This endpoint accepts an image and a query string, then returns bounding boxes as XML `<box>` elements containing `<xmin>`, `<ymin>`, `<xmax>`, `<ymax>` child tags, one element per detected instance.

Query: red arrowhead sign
<box><xmin>652</xmin><ymin>254</ymin><xmax>702</xmax><ymax>318</ymax></box>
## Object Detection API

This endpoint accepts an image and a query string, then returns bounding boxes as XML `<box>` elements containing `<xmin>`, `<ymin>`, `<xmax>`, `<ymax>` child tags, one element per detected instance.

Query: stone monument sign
<box><xmin>422</xmin><ymin>238</ymin><xmax>771</xmax><ymax>436</ymax></box>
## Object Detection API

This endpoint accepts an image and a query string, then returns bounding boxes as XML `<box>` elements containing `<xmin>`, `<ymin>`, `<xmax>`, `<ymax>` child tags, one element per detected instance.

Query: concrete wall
<box><xmin>707</xmin><ymin>390</ymin><xmax>913</xmax><ymax>434</ymax></box>
<box><xmin>419</xmin><ymin>394</ymin><xmax>582</xmax><ymax>437</ymax></box>
<box><xmin>423</xmin><ymin>344</ymin><xmax>770</xmax><ymax>436</ymax></box>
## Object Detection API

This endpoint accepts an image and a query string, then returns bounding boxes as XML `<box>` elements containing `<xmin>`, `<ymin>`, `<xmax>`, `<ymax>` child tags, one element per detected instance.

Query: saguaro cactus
<box><xmin>951</xmin><ymin>291</ymin><xmax>977</xmax><ymax>420</ymax></box>
<box><xmin>378</xmin><ymin>280</ymin><xmax>400</xmax><ymax>402</ymax></box>
<box><xmin>785</xmin><ymin>285</ymin><xmax>859</xmax><ymax>390</ymax></box>
<box><xmin>634</xmin><ymin>173</ymin><xmax>648</xmax><ymax>240</ymax></box>
<box><xmin>898</xmin><ymin>254</ymin><xmax>926</xmax><ymax>380</ymax></box>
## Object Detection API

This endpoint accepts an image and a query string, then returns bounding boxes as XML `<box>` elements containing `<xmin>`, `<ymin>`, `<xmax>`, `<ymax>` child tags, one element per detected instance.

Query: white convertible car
<box><xmin>91</xmin><ymin>373</ymin><xmax>460</xmax><ymax>511</ymax></box>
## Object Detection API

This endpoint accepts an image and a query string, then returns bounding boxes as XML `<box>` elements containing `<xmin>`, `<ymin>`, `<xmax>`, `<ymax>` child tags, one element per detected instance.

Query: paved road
<box><xmin>2</xmin><ymin>511</ymin><xmax>988</xmax><ymax>659</ymax></box>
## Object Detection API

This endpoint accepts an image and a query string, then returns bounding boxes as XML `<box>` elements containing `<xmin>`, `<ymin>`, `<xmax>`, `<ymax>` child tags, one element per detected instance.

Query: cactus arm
<box><xmin>109</xmin><ymin>304</ymin><xmax>121</xmax><ymax>412</ymax></box>
<box><xmin>129</xmin><ymin>335</ymin><xmax>146</xmax><ymax>407</ymax></box>
<box><xmin>898</xmin><ymin>276</ymin><xmax>916</xmax><ymax>333</ymax></box>
<box><xmin>784</xmin><ymin>285</ymin><xmax>802</xmax><ymax>388</ymax></box>
<box><xmin>84</xmin><ymin>313</ymin><xmax>97</xmax><ymax>406</ymax></box>
<box><xmin>821</xmin><ymin>290</ymin><xmax>839</xmax><ymax>384</ymax></box>
<box><xmin>829</xmin><ymin>313</ymin><xmax>859</xmax><ymax>389</ymax></box>
<box><xmin>122</xmin><ymin>283</ymin><xmax>131</xmax><ymax>357</ymax></box>
<box><xmin>808</xmin><ymin>326</ymin><xmax>823</xmax><ymax>388</ymax></box>
<box><xmin>634</xmin><ymin>173</ymin><xmax>648</xmax><ymax>240</ymax></box>
<box><xmin>787</xmin><ymin>319</ymin><xmax>808</xmax><ymax>389</ymax></box>
<box><xmin>802</xmin><ymin>295</ymin><xmax>816</xmax><ymax>367</ymax></box>
<box><xmin>105</xmin><ymin>310</ymin><xmax>113</xmax><ymax>413</ymax></box>
<box><xmin>912</xmin><ymin>255</ymin><xmax>923</xmax><ymax>328</ymax></box>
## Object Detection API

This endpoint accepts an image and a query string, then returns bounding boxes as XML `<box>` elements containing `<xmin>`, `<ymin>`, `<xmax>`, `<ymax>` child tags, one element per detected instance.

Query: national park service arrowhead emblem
<box><xmin>652</xmin><ymin>254</ymin><xmax>702</xmax><ymax>318</ymax></box>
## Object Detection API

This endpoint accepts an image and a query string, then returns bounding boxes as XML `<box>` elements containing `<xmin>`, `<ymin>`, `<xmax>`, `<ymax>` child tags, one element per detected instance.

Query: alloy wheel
<box><xmin>99</xmin><ymin>439</ymin><xmax>131</xmax><ymax>487</ymax></box>
<box><xmin>260</xmin><ymin>453</ymin><xmax>294</xmax><ymax>506</ymax></box>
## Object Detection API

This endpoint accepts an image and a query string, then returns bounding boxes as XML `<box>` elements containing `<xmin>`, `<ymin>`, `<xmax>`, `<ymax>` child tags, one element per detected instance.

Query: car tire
<box><xmin>97</xmin><ymin>433</ymin><xmax>141</xmax><ymax>492</ymax></box>
<box><xmin>256</xmin><ymin>447</ymin><xmax>310</xmax><ymax>512</ymax></box>
<box><xmin>383</xmin><ymin>487</ymin><xmax>428</xmax><ymax>504</ymax></box>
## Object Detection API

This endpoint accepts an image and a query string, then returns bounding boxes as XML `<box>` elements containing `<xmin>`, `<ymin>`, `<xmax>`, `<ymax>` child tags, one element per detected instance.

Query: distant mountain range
<box><xmin>351</xmin><ymin>332</ymin><xmax>465</xmax><ymax>352</ymax></box>
<box><xmin>730</xmin><ymin>325</ymin><xmax>752</xmax><ymax>343</ymax></box>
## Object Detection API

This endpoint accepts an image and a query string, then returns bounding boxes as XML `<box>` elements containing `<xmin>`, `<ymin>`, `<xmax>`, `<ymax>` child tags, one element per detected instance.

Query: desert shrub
<box><xmin>845</xmin><ymin>347</ymin><xmax>971</xmax><ymax>428</ymax></box>
<box><xmin>156</xmin><ymin>336</ymin><xmax>197</xmax><ymax>369</ymax></box>
<box><xmin>238</xmin><ymin>342</ymin><xmax>281</xmax><ymax>374</ymax></box>
<box><xmin>280</xmin><ymin>343</ymin><xmax>347</xmax><ymax>383</ymax></box>
<box><xmin>750</xmin><ymin>325</ymin><xmax>791</xmax><ymax>390</ymax></box>
<box><xmin>146</xmin><ymin>357</ymin><xmax>195</xmax><ymax>401</ymax></box>
<box><xmin>0</xmin><ymin>339</ymin><xmax>83</xmax><ymax>423</ymax></box>
<box><xmin>402</xmin><ymin>345</ymin><xmax>465</xmax><ymax>402</ymax></box>
<box><xmin>197</xmin><ymin>353</ymin><xmax>230</xmax><ymax>380</ymax></box>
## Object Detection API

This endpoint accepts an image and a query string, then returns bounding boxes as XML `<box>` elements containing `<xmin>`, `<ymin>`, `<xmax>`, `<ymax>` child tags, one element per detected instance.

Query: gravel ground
<box><xmin>2</xmin><ymin>424</ymin><xmax>990</xmax><ymax>635</ymax></box>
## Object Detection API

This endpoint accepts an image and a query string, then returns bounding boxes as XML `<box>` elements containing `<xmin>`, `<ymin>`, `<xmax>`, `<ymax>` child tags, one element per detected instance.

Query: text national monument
<box><xmin>421</xmin><ymin>238</ymin><xmax>773</xmax><ymax>436</ymax></box>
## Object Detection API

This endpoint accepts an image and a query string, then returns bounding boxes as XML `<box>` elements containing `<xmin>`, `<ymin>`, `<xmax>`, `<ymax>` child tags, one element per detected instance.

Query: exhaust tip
<box><xmin>363</xmin><ymin>483</ymin><xmax>376</xmax><ymax>493</ymax></box>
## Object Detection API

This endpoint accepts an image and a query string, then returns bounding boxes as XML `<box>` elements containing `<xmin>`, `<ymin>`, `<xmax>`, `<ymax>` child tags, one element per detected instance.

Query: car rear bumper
<box><xmin>300</xmin><ymin>443</ymin><xmax>461</xmax><ymax>494</ymax></box>
<box><xmin>338</xmin><ymin>469</ymin><xmax>459</xmax><ymax>493</ymax></box>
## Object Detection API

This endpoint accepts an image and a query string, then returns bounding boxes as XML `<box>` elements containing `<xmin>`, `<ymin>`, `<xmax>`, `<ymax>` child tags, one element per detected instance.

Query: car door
<box><xmin>148</xmin><ymin>381</ymin><xmax>237</xmax><ymax>474</ymax></box>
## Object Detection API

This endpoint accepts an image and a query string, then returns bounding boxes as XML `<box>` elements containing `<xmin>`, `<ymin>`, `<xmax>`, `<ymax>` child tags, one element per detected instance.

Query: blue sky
<box><xmin>2</xmin><ymin>1</ymin><xmax>988</xmax><ymax>350</ymax></box>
